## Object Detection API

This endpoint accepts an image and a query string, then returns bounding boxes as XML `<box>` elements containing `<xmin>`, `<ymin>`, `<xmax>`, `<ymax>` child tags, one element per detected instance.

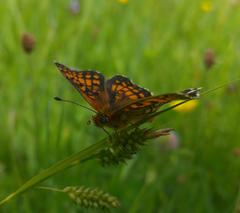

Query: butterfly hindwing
<box><xmin>106</xmin><ymin>75</ymin><xmax>152</xmax><ymax>111</ymax></box>
<box><xmin>55</xmin><ymin>62</ymin><xmax>107</xmax><ymax>112</ymax></box>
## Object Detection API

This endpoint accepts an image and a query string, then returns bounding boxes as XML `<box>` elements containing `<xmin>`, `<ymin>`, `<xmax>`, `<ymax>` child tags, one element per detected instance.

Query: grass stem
<box><xmin>0</xmin><ymin>138</ymin><xmax>108</xmax><ymax>207</ymax></box>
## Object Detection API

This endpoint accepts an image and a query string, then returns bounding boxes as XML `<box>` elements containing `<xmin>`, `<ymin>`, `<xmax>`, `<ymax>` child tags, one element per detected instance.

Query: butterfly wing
<box><xmin>118</xmin><ymin>93</ymin><xmax>192</xmax><ymax>114</ymax></box>
<box><xmin>55</xmin><ymin>62</ymin><xmax>109</xmax><ymax>112</ymax></box>
<box><xmin>116</xmin><ymin>87</ymin><xmax>200</xmax><ymax>114</ymax></box>
<box><xmin>110</xmin><ymin>88</ymin><xmax>200</xmax><ymax>126</ymax></box>
<box><xmin>106</xmin><ymin>75</ymin><xmax>152</xmax><ymax>112</ymax></box>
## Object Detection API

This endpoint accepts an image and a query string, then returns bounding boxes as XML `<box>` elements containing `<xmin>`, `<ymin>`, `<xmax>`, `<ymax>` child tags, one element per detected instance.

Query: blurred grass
<box><xmin>0</xmin><ymin>0</ymin><xmax>240</xmax><ymax>212</ymax></box>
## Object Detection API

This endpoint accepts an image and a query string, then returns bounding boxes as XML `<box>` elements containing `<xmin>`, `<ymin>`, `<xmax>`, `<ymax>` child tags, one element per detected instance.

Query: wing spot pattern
<box><xmin>125</xmin><ymin>91</ymin><xmax>132</xmax><ymax>96</ymax></box>
<box><xmin>112</xmin><ymin>85</ymin><xmax>117</xmax><ymax>91</ymax></box>
<box><xmin>93</xmin><ymin>75</ymin><xmax>99</xmax><ymax>79</ymax></box>
<box><xmin>73</xmin><ymin>78</ymin><xmax>79</xmax><ymax>84</ymax></box>
<box><xmin>129</xmin><ymin>95</ymin><xmax>138</xmax><ymax>99</ymax></box>
<box><xmin>56</xmin><ymin>63</ymin><xmax>106</xmax><ymax>112</ymax></box>
<box><xmin>85</xmin><ymin>79</ymin><xmax>91</xmax><ymax>86</ymax></box>
<box><xmin>92</xmin><ymin>85</ymin><xmax>99</xmax><ymax>91</ymax></box>
<box><xmin>93</xmin><ymin>79</ymin><xmax>99</xmax><ymax>84</ymax></box>
<box><xmin>81</xmin><ymin>86</ymin><xmax>86</xmax><ymax>91</ymax></box>
<box><xmin>79</xmin><ymin>79</ymin><xmax>85</xmax><ymax>84</ymax></box>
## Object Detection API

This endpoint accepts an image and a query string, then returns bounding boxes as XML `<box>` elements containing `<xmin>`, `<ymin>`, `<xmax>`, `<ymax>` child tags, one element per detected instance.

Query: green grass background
<box><xmin>1</xmin><ymin>0</ymin><xmax>240</xmax><ymax>212</ymax></box>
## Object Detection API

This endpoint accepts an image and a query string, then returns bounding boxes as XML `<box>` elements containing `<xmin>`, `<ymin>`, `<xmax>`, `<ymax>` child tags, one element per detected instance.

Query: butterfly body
<box><xmin>55</xmin><ymin>62</ymin><xmax>200</xmax><ymax>129</ymax></box>
<box><xmin>92</xmin><ymin>113</ymin><xmax>122</xmax><ymax>128</ymax></box>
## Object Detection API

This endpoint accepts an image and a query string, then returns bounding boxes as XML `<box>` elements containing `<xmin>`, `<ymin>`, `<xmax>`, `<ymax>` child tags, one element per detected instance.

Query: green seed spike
<box><xmin>63</xmin><ymin>186</ymin><xmax>120</xmax><ymax>210</ymax></box>
<box><xmin>98</xmin><ymin>128</ymin><xmax>172</xmax><ymax>166</ymax></box>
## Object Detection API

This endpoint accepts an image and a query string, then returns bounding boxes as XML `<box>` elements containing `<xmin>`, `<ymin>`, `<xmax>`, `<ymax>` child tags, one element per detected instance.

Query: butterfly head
<box><xmin>92</xmin><ymin>113</ymin><xmax>110</xmax><ymax>127</ymax></box>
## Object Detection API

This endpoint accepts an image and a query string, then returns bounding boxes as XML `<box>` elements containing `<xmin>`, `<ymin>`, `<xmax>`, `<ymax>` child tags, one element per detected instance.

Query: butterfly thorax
<box><xmin>94</xmin><ymin>112</ymin><xmax>141</xmax><ymax>129</ymax></box>
<box><xmin>92</xmin><ymin>113</ymin><xmax>128</xmax><ymax>128</ymax></box>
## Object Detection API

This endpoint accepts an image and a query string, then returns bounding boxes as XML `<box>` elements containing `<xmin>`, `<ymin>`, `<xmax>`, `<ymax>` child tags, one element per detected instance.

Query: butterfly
<box><xmin>55</xmin><ymin>62</ymin><xmax>200</xmax><ymax>129</ymax></box>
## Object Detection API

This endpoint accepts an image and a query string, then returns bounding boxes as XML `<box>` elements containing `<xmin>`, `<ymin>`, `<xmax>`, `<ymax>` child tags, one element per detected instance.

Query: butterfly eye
<box><xmin>100</xmin><ymin>115</ymin><xmax>109</xmax><ymax>124</ymax></box>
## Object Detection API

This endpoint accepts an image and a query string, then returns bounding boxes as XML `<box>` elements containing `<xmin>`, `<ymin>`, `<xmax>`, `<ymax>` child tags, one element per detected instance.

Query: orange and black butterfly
<box><xmin>55</xmin><ymin>62</ymin><xmax>200</xmax><ymax>129</ymax></box>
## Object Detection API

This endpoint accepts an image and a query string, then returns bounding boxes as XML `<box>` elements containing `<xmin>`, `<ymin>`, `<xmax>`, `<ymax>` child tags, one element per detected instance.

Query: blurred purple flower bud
<box><xmin>204</xmin><ymin>48</ymin><xmax>215</xmax><ymax>70</ymax></box>
<box><xmin>165</xmin><ymin>131</ymin><xmax>180</xmax><ymax>150</ymax></box>
<box><xmin>160</xmin><ymin>131</ymin><xmax>180</xmax><ymax>151</ymax></box>
<box><xmin>69</xmin><ymin>0</ymin><xmax>80</xmax><ymax>15</ymax></box>
<box><xmin>21</xmin><ymin>32</ymin><xmax>36</xmax><ymax>54</ymax></box>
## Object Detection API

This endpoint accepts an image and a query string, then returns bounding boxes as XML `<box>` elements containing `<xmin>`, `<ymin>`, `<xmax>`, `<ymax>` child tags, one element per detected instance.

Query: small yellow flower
<box><xmin>201</xmin><ymin>1</ymin><xmax>213</xmax><ymax>12</ymax></box>
<box><xmin>118</xmin><ymin>0</ymin><xmax>128</xmax><ymax>4</ymax></box>
<box><xmin>170</xmin><ymin>100</ymin><xmax>199</xmax><ymax>113</ymax></box>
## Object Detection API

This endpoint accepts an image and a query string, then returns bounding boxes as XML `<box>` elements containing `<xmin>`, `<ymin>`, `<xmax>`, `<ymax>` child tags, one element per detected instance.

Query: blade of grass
<box><xmin>0</xmin><ymin>138</ymin><xmax>108</xmax><ymax>207</ymax></box>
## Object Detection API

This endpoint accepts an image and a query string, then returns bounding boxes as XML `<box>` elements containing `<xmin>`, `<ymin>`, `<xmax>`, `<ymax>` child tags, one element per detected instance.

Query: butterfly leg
<box><xmin>101</xmin><ymin>127</ymin><xmax>113</xmax><ymax>143</ymax></box>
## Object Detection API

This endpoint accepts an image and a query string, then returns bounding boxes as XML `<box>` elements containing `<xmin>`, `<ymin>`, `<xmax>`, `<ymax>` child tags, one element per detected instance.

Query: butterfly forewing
<box><xmin>55</xmin><ymin>63</ymin><xmax>108</xmax><ymax>112</ymax></box>
<box><xmin>106</xmin><ymin>75</ymin><xmax>152</xmax><ymax>111</ymax></box>
<box><xmin>113</xmin><ymin>89</ymin><xmax>200</xmax><ymax>117</ymax></box>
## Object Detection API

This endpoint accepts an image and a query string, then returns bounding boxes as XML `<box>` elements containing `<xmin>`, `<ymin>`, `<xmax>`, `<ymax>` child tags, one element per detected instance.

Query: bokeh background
<box><xmin>1</xmin><ymin>0</ymin><xmax>240</xmax><ymax>212</ymax></box>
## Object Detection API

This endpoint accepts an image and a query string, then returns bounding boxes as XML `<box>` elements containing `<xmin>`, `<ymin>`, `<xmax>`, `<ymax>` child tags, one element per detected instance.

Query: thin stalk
<box><xmin>233</xmin><ymin>183</ymin><xmax>240</xmax><ymax>212</ymax></box>
<box><xmin>0</xmin><ymin>91</ymin><xmax>199</xmax><ymax>207</ymax></box>
<box><xmin>37</xmin><ymin>186</ymin><xmax>64</xmax><ymax>193</ymax></box>
<box><xmin>0</xmin><ymin>138</ymin><xmax>108</xmax><ymax>207</ymax></box>
<box><xmin>128</xmin><ymin>100</ymin><xmax>189</xmax><ymax>130</ymax></box>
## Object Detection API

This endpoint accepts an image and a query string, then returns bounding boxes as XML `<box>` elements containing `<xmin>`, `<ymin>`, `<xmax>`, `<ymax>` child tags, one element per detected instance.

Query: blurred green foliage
<box><xmin>0</xmin><ymin>0</ymin><xmax>240</xmax><ymax>212</ymax></box>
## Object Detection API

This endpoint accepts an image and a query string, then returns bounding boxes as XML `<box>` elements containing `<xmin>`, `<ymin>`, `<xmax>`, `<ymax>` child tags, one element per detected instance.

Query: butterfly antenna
<box><xmin>54</xmin><ymin>96</ymin><xmax>97</xmax><ymax>114</ymax></box>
